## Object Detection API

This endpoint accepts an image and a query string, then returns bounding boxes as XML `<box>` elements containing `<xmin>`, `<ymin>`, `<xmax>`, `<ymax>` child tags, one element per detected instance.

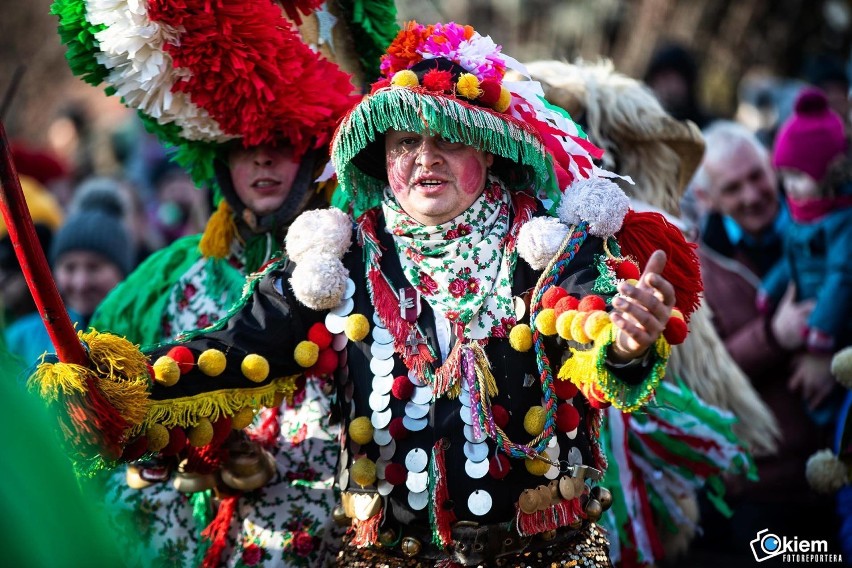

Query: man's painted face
<box><xmin>228</xmin><ymin>144</ymin><xmax>300</xmax><ymax>216</ymax></box>
<box><xmin>385</xmin><ymin>130</ymin><xmax>494</xmax><ymax>226</ymax></box>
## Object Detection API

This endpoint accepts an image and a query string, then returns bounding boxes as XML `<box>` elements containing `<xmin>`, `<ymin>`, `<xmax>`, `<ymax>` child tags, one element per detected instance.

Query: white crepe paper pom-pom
<box><xmin>806</xmin><ymin>449</ymin><xmax>848</xmax><ymax>494</ymax></box>
<box><xmin>290</xmin><ymin>254</ymin><xmax>349</xmax><ymax>310</ymax></box>
<box><xmin>832</xmin><ymin>347</ymin><xmax>852</xmax><ymax>388</ymax></box>
<box><xmin>517</xmin><ymin>216</ymin><xmax>571</xmax><ymax>270</ymax></box>
<box><xmin>557</xmin><ymin>177</ymin><xmax>630</xmax><ymax>237</ymax></box>
<box><xmin>286</xmin><ymin>208</ymin><xmax>352</xmax><ymax>263</ymax></box>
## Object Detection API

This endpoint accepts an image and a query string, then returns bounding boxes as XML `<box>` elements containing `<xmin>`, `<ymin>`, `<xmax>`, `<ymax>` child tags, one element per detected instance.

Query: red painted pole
<box><xmin>0</xmin><ymin>120</ymin><xmax>88</xmax><ymax>365</ymax></box>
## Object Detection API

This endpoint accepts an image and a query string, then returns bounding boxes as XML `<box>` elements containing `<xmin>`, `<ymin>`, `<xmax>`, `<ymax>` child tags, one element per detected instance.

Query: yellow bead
<box><xmin>391</xmin><ymin>70</ymin><xmax>418</xmax><ymax>88</ymax></box>
<box><xmin>187</xmin><ymin>417</ymin><xmax>214</xmax><ymax>447</ymax></box>
<box><xmin>294</xmin><ymin>340</ymin><xmax>319</xmax><ymax>368</ymax></box>
<box><xmin>570</xmin><ymin>311</ymin><xmax>591</xmax><ymax>343</ymax></box>
<box><xmin>345</xmin><ymin>314</ymin><xmax>370</xmax><ymax>342</ymax></box>
<box><xmin>198</xmin><ymin>349</ymin><xmax>227</xmax><ymax>376</ymax></box>
<box><xmin>146</xmin><ymin>423</ymin><xmax>170</xmax><ymax>452</ymax></box>
<box><xmin>556</xmin><ymin>310</ymin><xmax>577</xmax><ymax>340</ymax></box>
<box><xmin>351</xmin><ymin>457</ymin><xmax>377</xmax><ymax>487</ymax></box>
<box><xmin>584</xmin><ymin>311</ymin><xmax>611</xmax><ymax>342</ymax></box>
<box><xmin>231</xmin><ymin>407</ymin><xmax>256</xmax><ymax>430</ymax></box>
<box><xmin>524</xmin><ymin>405</ymin><xmax>547</xmax><ymax>436</ymax></box>
<box><xmin>495</xmin><ymin>85</ymin><xmax>512</xmax><ymax>112</ymax></box>
<box><xmin>525</xmin><ymin>457</ymin><xmax>551</xmax><ymax>476</ymax></box>
<box><xmin>241</xmin><ymin>354</ymin><xmax>269</xmax><ymax>382</ymax></box>
<box><xmin>349</xmin><ymin>416</ymin><xmax>375</xmax><ymax>445</ymax></box>
<box><xmin>153</xmin><ymin>356</ymin><xmax>181</xmax><ymax>386</ymax></box>
<box><xmin>509</xmin><ymin>323</ymin><xmax>533</xmax><ymax>352</ymax></box>
<box><xmin>535</xmin><ymin>309</ymin><xmax>557</xmax><ymax>336</ymax></box>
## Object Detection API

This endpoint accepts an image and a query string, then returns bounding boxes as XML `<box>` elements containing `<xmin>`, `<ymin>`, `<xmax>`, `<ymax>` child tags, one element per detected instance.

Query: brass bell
<box><xmin>332</xmin><ymin>505</ymin><xmax>350</xmax><ymax>526</ymax></box>
<box><xmin>378</xmin><ymin>529</ymin><xmax>397</xmax><ymax>547</ymax></box>
<box><xmin>173</xmin><ymin>460</ymin><xmax>217</xmax><ymax>493</ymax></box>
<box><xmin>539</xmin><ymin>529</ymin><xmax>557</xmax><ymax>541</ymax></box>
<box><xmin>220</xmin><ymin>439</ymin><xmax>276</xmax><ymax>491</ymax></box>
<box><xmin>591</xmin><ymin>486</ymin><xmax>613</xmax><ymax>511</ymax></box>
<box><xmin>126</xmin><ymin>465</ymin><xmax>153</xmax><ymax>490</ymax></box>
<box><xmin>400</xmin><ymin>536</ymin><xmax>422</xmax><ymax>557</ymax></box>
<box><xmin>518</xmin><ymin>489</ymin><xmax>540</xmax><ymax>514</ymax></box>
<box><xmin>584</xmin><ymin>498</ymin><xmax>603</xmax><ymax>522</ymax></box>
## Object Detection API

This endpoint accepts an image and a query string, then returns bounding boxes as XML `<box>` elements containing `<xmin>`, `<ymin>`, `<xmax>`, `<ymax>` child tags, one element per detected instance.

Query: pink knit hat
<box><xmin>772</xmin><ymin>87</ymin><xmax>848</xmax><ymax>182</ymax></box>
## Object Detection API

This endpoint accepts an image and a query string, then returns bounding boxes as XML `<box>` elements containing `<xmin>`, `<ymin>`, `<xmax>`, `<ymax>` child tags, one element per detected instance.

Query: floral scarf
<box><xmin>383</xmin><ymin>176</ymin><xmax>517</xmax><ymax>340</ymax></box>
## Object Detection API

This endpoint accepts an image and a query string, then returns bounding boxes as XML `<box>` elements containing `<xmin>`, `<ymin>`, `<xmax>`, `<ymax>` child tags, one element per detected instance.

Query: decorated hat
<box><xmin>331</xmin><ymin>21</ymin><xmax>611</xmax><ymax>217</ymax></box>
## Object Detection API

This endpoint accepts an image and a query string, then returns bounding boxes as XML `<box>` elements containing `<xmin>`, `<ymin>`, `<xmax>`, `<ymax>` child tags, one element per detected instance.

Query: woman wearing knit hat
<box><xmin>760</xmin><ymin>86</ymin><xmax>852</xmax><ymax>413</ymax></box>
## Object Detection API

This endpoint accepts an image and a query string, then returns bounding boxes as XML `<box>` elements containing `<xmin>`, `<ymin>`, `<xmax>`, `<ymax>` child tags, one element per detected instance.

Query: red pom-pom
<box><xmin>555</xmin><ymin>403</ymin><xmax>580</xmax><ymax>433</ymax></box>
<box><xmin>479</xmin><ymin>79</ymin><xmax>502</xmax><ymax>106</ymax></box>
<box><xmin>161</xmin><ymin>427</ymin><xmax>188</xmax><ymax>456</ymax></box>
<box><xmin>488</xmin><ymin>454</ymin><xmax>511</xmax><ymax>479</ymax></box>
<box><xmin>584</xmin><ymin>384</ymin><xmax>611</xmax><ymax>410</ymax></box>
<box><xmin>384</xmin><ymin>462</ymin><xmax>408</xmax><ymax>485</ymax></box>
<box><xmin>542</xmin><ymin>286</ymin><xmax>569</xmax><ymax>309</ymax></box>
<box><xmin>146</xmin><ymin>362</ymin><xmax>155</xmax><ymax>380</ymax></box>
<box><xmin>311</xmin><ymin>348</ymin><xmax>338</xmax><ymax>376</ymax></box>
<box><xmin>120</xmin><ymin>435</ymin><xmax>149</xmax><ymax>462</ymax></box>
<box><xmin>167</xmin><ymin>346</ymin><xmax>195</xmax><ymax>375</ymax></box>
<box><xmin>370</xmin><ymin>78</ymin><xmax>391</xmax><ymax>94</ymax></box>
<box><xmin>422</xmin><ymin>68</ymin><xmax>454</xmax><ymax>92</ymax></box>
<box><xmin>554</xmin><ymin>379</ymin><xmax>579</xmax><ymax>400</ymax></box>
<box><xmin>391</xmin><ymin>375</ymin><xmax>415</xmax><ymax>400</ymax></box>
<box><xmin>578</xmin><ymin>295</ymin><xmax>606</xmax><ymax>312</ymax></box>
<box><xmin>211</xmin><ymin>416</ymin><xmax>233</xmax><ymax>446</ymax></box>
<box><xmin>554</xmin><ymin>296</ymin><xmax>579</xmax><ymax>316</ymax></box>
<box><xmin>663</xmin><ymin>316</ymin><xmax>688</xmax><ymax>345</ymax></box>
<box><xmin>614</xmin><ymin>260</ymin><xmax>640</xmax><ymax>281</ymax></box>
<box><xmin>388</xmin><ymin>417</ymin><xmax>409</xmax><ymax>440</ymax></box>
<box><xmin>492</xmin><ymin>404</ymin><xmax>510</xmax><ymax>429</ymax></box>
<box><xmin>307</xmin><ymin>322</ymin><xmax>333</xmax><ymax>349</ymax></box>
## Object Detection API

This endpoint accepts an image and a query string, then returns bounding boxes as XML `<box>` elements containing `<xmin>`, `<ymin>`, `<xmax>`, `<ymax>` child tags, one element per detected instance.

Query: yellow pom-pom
<box><xmin>187</xmin><ymin>418</ymin><xmax>214</xmax><ymax>447</ymax></box>
<box><xmin>535</xmin><ymin>309</ymin><xmax>557</xmax><ymax>336</ymax></box>
<box><xmin>294</xmin><ymin>340</ymin><xmax>319</xmax><ymax>368</ymax></box>
<box><xmin>456</xmin><ymin>73</ymin><xmax>482</xmax><ymax>99</ymax></box>
<box><xmin>351</xmin><ymin>457</ymin><xmax>377</xmax><ymax>487</ymax></box>
<box><xmin>198</xmin><ymin>349</ymin><xmax>227</xmax><ymax>376</ymax></box>
<box><xmin>231</xmin><ymin>407</ymin><xmax>256</xmax><ymax>430</ymax></box>
<box><xmin>241</xmin><ymin>354</ymin><xmax>269</xmax><ymax>383</ymax></box>
<box><xmin>670</xmin><ymin>307</ymin><xmax>684</xmax><ymax>321</ymax></box>
<box><xmin>494</xmin><ymin>86</ymin><xmax>512</xmax><ymax>112</ymax></box>
<box><xmin>625</xmin><ymin>278</ymin><xmax>639</xmax><ymax>286</ymax></box>
<box><xmin>556</xmin><ymin>310</ymin><xmax>577</xmax><ymax>340</ymax></box>
<box><xmin>391</xmin><ymin>70</ymin><xmax>418</xmax><ymax>88</ymax></box>
<box><xmin>833</xmin><ymin>347</ymin><xmax>852</xmax><ymax>388</ymax></box>
<box><xmin>570</xmin><ymin>311</ymin><xmax>592</xmax><ymax>343</ymax></box>
<box><xmin>349</xmin><ymin>416</ymin><xmax>375</xmax><ymax>445</ymax></box>
<box><xmin>806</xmin><ymin>449</ymin><xmax>848</xmax><ymax>493</ymax></box>
<box><xmin>345</xmin><ymin>314</ymin><xmax>370</xmax><ymax>342</ymax></box>
<box><xmin>525</xmin><ymin>457</ymin><xmax>551</xmax><ymax>476</ymax></box>
<box><xmin>524</xmin><ymin>405</ymin><xmax>547</xmax><ymax>436</ymax></box>
<box><xmin>146</xmin><ymin>423</ymin><xmax>170</xmax><ymax>452</ymax></box>
<box><xmin>509</xmin><ymin>324</ymin><xmax>533</xmax><ymax>352</ymax></box>
<box><xmin>153</xmin><ymin>356</ymin><xmax>181</xmax><ymax>386</ymax></box>
<box><xmin>584</xmin><ymin>311</ymin><xmax>611</xmax><ymax>342</ymax></box>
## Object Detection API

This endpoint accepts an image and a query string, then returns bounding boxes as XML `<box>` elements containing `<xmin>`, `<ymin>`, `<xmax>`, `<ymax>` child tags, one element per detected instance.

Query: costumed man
<box><xmin>47</xmin><ymin>0</ymin><xmax>396</xmax><ymax>566</ymax></box>
<box><xmin>517</xmin><ymin>60</ymin><xmax>776</xmax><ymax>566</ymax></box>
<box><xmin>104</xmin><ymin>22</ymin><xmax>704</xmax><ymax>566</ymax></box>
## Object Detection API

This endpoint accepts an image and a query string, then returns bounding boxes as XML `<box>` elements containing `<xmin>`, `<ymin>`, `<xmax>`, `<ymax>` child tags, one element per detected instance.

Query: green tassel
<box><xmin>191</xmin><ymin>490</ymin><xmax>215</xmax><ymax>566</ymax></box>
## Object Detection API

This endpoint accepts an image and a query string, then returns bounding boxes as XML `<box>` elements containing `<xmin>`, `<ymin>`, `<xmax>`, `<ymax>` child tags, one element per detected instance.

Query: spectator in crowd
<box><xmin>644</xmin><ymin>42</ymin><xmax>714</xmax><ymax>129</ymax></box>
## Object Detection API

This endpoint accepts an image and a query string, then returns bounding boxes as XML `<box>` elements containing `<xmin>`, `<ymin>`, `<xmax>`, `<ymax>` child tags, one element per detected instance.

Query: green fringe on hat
<box><xmin>332</xmin><ymin>88</ymin><xmax>559</xmax><ymax>217</ymax></box>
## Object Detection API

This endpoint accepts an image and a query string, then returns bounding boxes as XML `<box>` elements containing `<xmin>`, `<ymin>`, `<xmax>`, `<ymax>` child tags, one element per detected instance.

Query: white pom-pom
<box><xmin>806</xmin><ymin>449</ymin><xmax>848</xmax><ymax>494</ymax></box>
<box><xmin>290</xmin><ymin>254</ymin><xmax>349</xmax><ymax>310</ymax></box>
<box><xmin>557</xmin><ymin>177</ymin><xmax>630</xmax><ymax>237</ymax></box>
<box><xmin>832</xmin><ymin>347</ymin><xmax>852</xmax><ymax>388</ymax></box>
<box><xmin>285</xmin><ymin>209</ymin><xmax>352</xmax><ymax>263</ymax></box>
<box><xmin>516</xmin><ymin>217</ymin><xmax>571</xmax><ymax>270</ymax></box>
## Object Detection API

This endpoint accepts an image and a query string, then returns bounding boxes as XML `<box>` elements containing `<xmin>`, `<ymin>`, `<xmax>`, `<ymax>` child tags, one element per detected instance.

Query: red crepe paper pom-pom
<box><xmin>492</xmin><ymin>404</ymin><xmax>510</xmax><ymax>429</ymax></box>
<box><xmin>614</xmin><ymin>260</ymin><xmax>641</xmax><ymax>281</ymax></box>
<box><xmin>479</xmin><ymin>79</ymin><xmax>502</xmax><ymax>106</ymax></box>
<box><xmin>167</xmin><ymin>346</ymin><xmax>194</xmax><ymax>375</ymax></box>
<box><xmin>120</xmin><ymin>435</ymin><xmax>149</xmax><ymax>462</ymax></box>
<box><xmin>664</xmin><ymin>316</ymin><xmax>688</xmax><ymax>345</ymax></box>
<box><xmin>307</xmin><ymin>322</ymin><xmax>333</xmax><ymax>349</ymax></box>
<box><xmin>161</xmin><ymin>427</ymin><xmax>188</xmax><ymax>456</ymax></box>
<box><xmin>391</xmin><ymin>375</ymin><xmax>415</xmax><ymax>400</ymax></box>
<box><xmin>554</xmin><ymin>296</ymin><xmax>579</xmax><ymax>316</ymax></box>
<box><xmin>384</xmin><ymin>462</ymin><xmax>408</xmax><ymax>485</ymax></box>
<box><xmin>422</xmin><ymin>68</ymin><xmax>454</xmax><ymax>92</ymax></box>
<box><xmin>389</xmin><ymin>416</ymin><xmax>409</xmax><ymax>440</ymax></box>
<box><xmin>554</xmin><ymin>379</ymin><xmax>579</xmax><ymax>400</ymax></box>
<box><xmin>311</xmin><ymin>348</ymin><xmax>338</xmax><ymax>376</ymax></box>
<box><xmin>542</xmin><ymin>286</ymin><xmax>569</xmax><ymax>309</ymax></box>
<box><xmin>488</xmin><ymin>454</ymin><xmax>511</xmax><ymax>479</ymax></box>
<box><xmin>555</xmin><ymin>403</ymin><xmax>580</xmax><ymax>433</ymax></box>
<box><xmin>578</xmin><ymin>295</ymin><xmax>606</xmax><ymax>312</ymax></box>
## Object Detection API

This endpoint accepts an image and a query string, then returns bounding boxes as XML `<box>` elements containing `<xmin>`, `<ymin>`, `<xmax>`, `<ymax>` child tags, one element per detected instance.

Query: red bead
<box><xmin>146</xmin><ymin>362</ymin><xmax>155</xmax><ymax>381</ymax></box>
<box><xmin>211</xmin><ymin>416</ymin><xmax>233</xmax><ymax>446</ymax></box>
<box><xmin>388</xmin><ymin>417</ymin><xmax>409</xmax><ymax>440</ymax></box>
<box><xmin>488</xmin><ymin>454</ymin><xmax>511</xmax><ymax>479</ymax></box>
<box><xmin>554</xmin><ymin>379</ymin><xmax>579</xmax><ymax>400</ymax></box>
<box><xmin>307</xmin><ymin>322</ymin><xmax>333</xmax><ymax>350</ymax></box>
<box><xmin>555</xmin><ymin>403</ymin><xmax>580</xmax><ymax>433</ymax></box>
<box><xmin>577</xmin><ymin>295</ymin><xmax>606</xmax><ymax>312</ymax></box>
<box><xmin>663</xmin><ymin>316</ymin><xmax>688</xmax><ymax>345</ymax></box>
<box><xmin>542</xmin><ymin>286</ymin><xmax>569</xmax><ymax>309</ymax></box>
<box><xmin>160</xmin><ymin>427</ymin><xmax>188</xmax><ymax>456</ymax></box>
<box><xmin>614</xmin><ymin>260</ymin><xmax>640</xmax><ymax>281</ymax></box>
<box><xmin>479</xmin><ymin>79</ymin><xmax>502</xmax><ymax>106</ymax></box>
<box><xmin>166</xmin><ymin>346</ymin><xmax>194</xmax><ymax>375</ymax></box>
<box><xmin>312</xmin><ymin>348</ymin><xmax>338</xmax><ymax>376</ymax></box>
<box><xmin>120</xmin><ymin>435</ymin><xmax>149</xmax><ymax>462</ymax></box>
<box><xmin>553</xmin><ymin>296</ymin><xmax>579</xmax><ymax>316</ymax></box>
<box><xmin>391</xmin><ymin>375</ymin><xmax>415</xmax><ymax>400</ymax></box>
<box><xmin>384</xmin><ymin>462</ymin><xmax>408</xmax><ymax>485</ymax></box>
<box><xmin>492</xmin><ymin>404</ymin><xmax>510</xmax><ymax>429</ymax></box>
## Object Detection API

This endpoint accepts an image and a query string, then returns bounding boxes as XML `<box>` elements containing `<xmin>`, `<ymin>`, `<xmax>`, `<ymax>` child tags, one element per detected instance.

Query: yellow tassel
<box><xmin>472</xmin><ymin>343</ymin><xmax>498</xmax><ymax>398</ymax></box>
<box><xmin>30</xmin><ymin>362</ymin><xmax>92</xmax><ymax>400</ymax></box>
<box><xmin>81</xmin><ymin>329</ymin><xmax>149</xmax><ymax>379</ymax></box>
<box><xmin>199</xmin><ymin>200</ymin><xmax>237</xmax><ymax>259</ymax></box>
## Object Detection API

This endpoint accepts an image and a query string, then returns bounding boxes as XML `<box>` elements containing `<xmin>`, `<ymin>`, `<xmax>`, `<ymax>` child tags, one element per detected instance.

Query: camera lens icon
<box><xmin>751</xmin><ymin>529</ymin><xmax>784</xmax><ymax>562</ymax></box>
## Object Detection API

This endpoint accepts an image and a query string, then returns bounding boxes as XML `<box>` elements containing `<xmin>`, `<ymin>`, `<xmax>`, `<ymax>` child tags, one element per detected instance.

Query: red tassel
<box><xmin>430</xmin><ymin>441</ymin><xmax>456</xmax><ymax>549</ymax></box>
<box><xmin>349</xmin><ymin>509</ymin><xmax>382</xmax><ymax>548</ymax></box>
<box><xmin>516</xmin><ymin>498</ymin><xmax>584</xmax><ymax>536</ymax></box>
<box><xmin>615</xmin><ymin>210</ymin><xmax>702</xmax><ymax>321</ymax></box>
<box><xmin>201</xmin><ymin>494</ymin><xmax>239</xmax><ymax>568</ymax></box>
<box><xmin>59</xmin><ymin>376</ymin><xmax>129</xmax><ymax>460</ymax></box>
